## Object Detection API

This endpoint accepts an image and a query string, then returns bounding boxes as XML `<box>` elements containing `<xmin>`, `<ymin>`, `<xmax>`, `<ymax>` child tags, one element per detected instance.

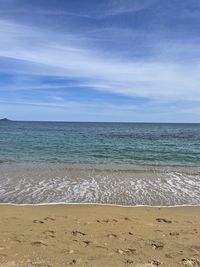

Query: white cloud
<box><xmin>0</xmin><ymin>19</ymin><xmax>200</xmax><ymax>103</ymax></box>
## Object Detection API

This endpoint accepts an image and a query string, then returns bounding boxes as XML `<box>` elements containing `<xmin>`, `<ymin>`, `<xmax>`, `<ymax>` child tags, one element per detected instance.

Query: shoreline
<box><xmin>1</xmin><ymin>163</ymin><xmax>200</xmax><ymax>206</ymax></box>
<box><xmin>0</xmin><ymin>204</ymin><xmax>200</xmax><ymax>266</ymax></box>
<box><xmin>1</xmin><ymin>202</ymin><xmax>200</xmax><ymax>208</ymax></box>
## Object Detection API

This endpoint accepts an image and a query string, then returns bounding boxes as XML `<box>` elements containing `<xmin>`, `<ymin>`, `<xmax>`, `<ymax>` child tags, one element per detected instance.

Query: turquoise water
<box><xmin>0</xmin><ymin>121</ymin><xmax>200</xmax><ymax>166</ymax></box>
<box><xmin>0</xmin><ymin>121</ymin><xmax>200</xmax><ymax>205</ymax></box>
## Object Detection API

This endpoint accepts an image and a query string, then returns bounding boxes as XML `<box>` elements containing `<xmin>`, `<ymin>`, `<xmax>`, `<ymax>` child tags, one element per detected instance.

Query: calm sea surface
<box><xmin>0</xmin><ymin>121</ymin><xmax>200</xmax><ymax>205</ymax></box>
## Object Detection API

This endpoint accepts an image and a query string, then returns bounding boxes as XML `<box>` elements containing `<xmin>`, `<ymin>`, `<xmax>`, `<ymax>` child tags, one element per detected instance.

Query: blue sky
<box><xmin>0</xmin><ymin>0</ymin><xmax>200</xmax><ymax>122</ymax></box>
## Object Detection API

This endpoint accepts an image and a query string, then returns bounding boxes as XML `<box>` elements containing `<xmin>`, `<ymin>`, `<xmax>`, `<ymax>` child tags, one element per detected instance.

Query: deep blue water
<box><xmin>0</xmin><ymin>121</ymin><xmax>200</xmax><ymax>166</ymax></box>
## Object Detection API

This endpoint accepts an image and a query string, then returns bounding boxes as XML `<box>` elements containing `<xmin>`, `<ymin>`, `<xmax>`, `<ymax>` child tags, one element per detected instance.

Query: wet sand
<box><xmin>0</xmin><ymin>205</ymin><xmax>200</xmax><ymax>267</ymax></box>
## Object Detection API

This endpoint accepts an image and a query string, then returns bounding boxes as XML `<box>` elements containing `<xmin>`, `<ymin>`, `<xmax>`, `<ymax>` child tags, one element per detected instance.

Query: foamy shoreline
<box><xmin>1</xmin><ymin>202</ymin><xmax>200</xmax><ymax>208</ymax></box>
<box><xmin>1</xmin><ymin>162</ymin><xmax>200</xmax><ymax>206</ymax></box>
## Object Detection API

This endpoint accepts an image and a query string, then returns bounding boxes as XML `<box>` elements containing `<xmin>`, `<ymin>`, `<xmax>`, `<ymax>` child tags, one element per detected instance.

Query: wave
<box><xmin>0</xmin><ymin>163</ymin><xmax>199</xmax><ymax>206</ymax></box>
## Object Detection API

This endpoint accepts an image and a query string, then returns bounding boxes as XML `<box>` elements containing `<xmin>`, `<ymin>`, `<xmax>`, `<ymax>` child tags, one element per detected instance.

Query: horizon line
<box><xmin>1</xmin><ymin>119</ymin><xmax>200</xmax><ymax>124</ymax></box>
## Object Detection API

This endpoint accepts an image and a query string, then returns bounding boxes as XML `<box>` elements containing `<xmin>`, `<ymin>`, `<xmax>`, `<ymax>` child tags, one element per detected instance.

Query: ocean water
<box><xmin>0</xmin><ymin>121</ymin><xmax>200</xmax><ymax>205</ymax></box>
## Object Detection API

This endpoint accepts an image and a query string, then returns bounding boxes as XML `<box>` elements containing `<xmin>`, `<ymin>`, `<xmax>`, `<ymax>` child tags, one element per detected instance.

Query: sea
<box><xmin>0</xmin><ymin>121</ymin><xmax>200</xmax><ymax>206</ymax></box>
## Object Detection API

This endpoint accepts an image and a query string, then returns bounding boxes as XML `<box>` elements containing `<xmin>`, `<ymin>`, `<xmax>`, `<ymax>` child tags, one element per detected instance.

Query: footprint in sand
<box><xmin>82</xmin><ymin>240</ymin><xmax>92</xmax><ymax>246</ymax></box>
<box><xmin>71</xmin><ymin>231</ymin><xmax>86</xmax><ymax>237</ymax></box>
<box><xmin>181</xmin><ymin>258</ymin><xmax>200</xmax><ymax>267</ymax></box>
<box><xmin>0</xmin><ymin>253</ymin><xmax>7</xmax><ymax>258</ymax></box>
<box><xmin>31</xmin><ymin>240</ymin><xmax>48</xmax><ymax>247</ymax></box>
<box><xmin>128</xmin><ymin>231</ymin><xmax>134</xmax><ymax>235</ymax></box>
<box><xmin>66</xmin><ymin>259</ymin><xmax>82</xmax><ymax>265</ymax></box>
<box><xmin>10</xmin><ymin>238</ymin><xmax>21</xmax><ymax>244</ymax></box>
<box><xmin>67</xmin><ymin>259</ymin><xmax>77</xmax><ymax>265</ymax></box>
<box><xmin>44</xmin><ymin>217</ymin><xmax>56</xmax><ymax>221</ymax></box>
<box><xmin>150</xmin><ymin>241</ymin><xmax>164</xmax><ymax>250</ymax></box>
<box><xmin>117</xmin><ymin>248</ymin><xmax>137</xmax><ymax>256</ymax></box>
<box><xmin>43</xmin><ymin>230</ymin><xmax>56</xmax><ymax>238</ymax></box>
<box><xmin>150</xmin><ymin>260</ymin><xmax>162</xmax><ymax>266</ymax></box>
<box><xmin>124</xmin><ymin>259</ymin><xmax>134</xmax><ymax>264</ymax></box>
<box><xmin>155</xmin><ymin>218</ymin><xmax>172</xmax><ymax>223</ymax></box>
<box><xmin>97</xmin><ymin>219</ymin><xmax>118</xmax><ymax>223</ymax></box>
<box><xmin>106</xmin><ymin>233</ymin><xmax>118</xmax><ymax>238</ymax></box>
<box><xmin>33</xmin><ymin>219</ymin><xmax>44</xmax><ymax>224</ymax></box>
<box><xmin>43</xmin><ymin>230</ymin><xmax>55</xmax><ymax>234</ymax></box>
<box><xmin>169</xmin><ymin>231</ymin><xmax>179</xmax><ymax>237</ymax></box>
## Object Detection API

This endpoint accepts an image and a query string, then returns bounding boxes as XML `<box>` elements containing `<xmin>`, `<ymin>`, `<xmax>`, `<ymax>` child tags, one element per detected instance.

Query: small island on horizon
<box><xmin>0</xmin><ymin>118</ymin><xmax>12</xmax><ymax>122</ymax></box>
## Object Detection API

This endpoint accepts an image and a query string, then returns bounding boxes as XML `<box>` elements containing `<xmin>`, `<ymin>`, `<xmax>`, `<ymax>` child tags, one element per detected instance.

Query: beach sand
<box><xmin>0</xmin><ymin>205</ymin><xmax>200</xmax><ymax>267</ymax></box>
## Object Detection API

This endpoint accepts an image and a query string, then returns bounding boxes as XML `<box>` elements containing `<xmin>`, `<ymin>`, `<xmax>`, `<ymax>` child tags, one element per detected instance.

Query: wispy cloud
<box><xmin>1</xmin><ymin>19</ymin><xmax>200</xmax><ymax>101</ymax></box>
<box><xmin>0</xmin><ymin>0</ymin><xmax>158</xmax><ymax>18</ymax></box>
<box><xmin>0</xmin><ymin>0</ymin><xmax>200</xmax><ymax>121</ymax></box>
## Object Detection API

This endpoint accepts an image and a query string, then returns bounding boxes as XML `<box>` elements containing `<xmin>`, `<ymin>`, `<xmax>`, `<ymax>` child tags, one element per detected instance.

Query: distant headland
<box><xmin>0</xmin><ymin>118</ymin><xmax>12</xmax><ymax>122</ymax></box>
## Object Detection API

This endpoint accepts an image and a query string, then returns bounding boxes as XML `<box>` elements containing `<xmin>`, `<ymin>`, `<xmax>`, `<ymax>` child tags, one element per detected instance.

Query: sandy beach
<box><xmin>0</xmin><ymin>205</ymin><xmax>200</xmax><ymax>267</ymax></box>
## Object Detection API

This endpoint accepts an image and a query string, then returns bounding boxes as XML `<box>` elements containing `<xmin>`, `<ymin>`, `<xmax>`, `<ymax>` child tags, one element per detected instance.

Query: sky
<box><xmin>0</xmin><ymin>0</ymin><xmax>200</xmax><ymax>122</ymax></box>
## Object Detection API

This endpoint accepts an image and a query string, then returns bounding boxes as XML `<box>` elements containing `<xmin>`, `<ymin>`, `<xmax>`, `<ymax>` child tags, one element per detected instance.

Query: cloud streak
<box><xmin>0</xmin><ymin>0</ymin><xmax>200</xmax><ymax>121</ymax></box>
<box><xmin>0</xmin><ymin>0</ymin><xmax>158</xmax><ymax>18</ymax></box>
<box><xmin>0</xmin><ymin>20</ymin><xmax>200</xmax><ymax>102</ymax></box>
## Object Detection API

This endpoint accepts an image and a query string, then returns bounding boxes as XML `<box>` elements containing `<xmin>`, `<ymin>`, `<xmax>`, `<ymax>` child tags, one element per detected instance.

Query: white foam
<box><xmin>0</xmin><ymin>202</ymin><xmax>200</xmax><ymax>208</ymax></box>
<box><xmin>0</xmin><ymin>165</ymin><xmax>200</xmax><ymax>206</ymax></box>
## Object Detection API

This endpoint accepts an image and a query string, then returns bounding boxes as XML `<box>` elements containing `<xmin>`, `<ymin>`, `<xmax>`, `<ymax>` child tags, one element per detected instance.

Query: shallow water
<box><xmin>0</xmin><ymin>163</ymin><xmax>199</xmax><ymax>206</ymax></box>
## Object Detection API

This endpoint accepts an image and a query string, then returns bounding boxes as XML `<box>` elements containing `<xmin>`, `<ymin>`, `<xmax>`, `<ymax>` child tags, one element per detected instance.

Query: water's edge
<box><xmin>0</xmin><ymin>162</ymin><xmax>199</xmax><ymax>206</ymax></box>
<box><xmin>0</xmin><ymin>202</ymin><xmax>200</xmax><ymax>208</ymax></box>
